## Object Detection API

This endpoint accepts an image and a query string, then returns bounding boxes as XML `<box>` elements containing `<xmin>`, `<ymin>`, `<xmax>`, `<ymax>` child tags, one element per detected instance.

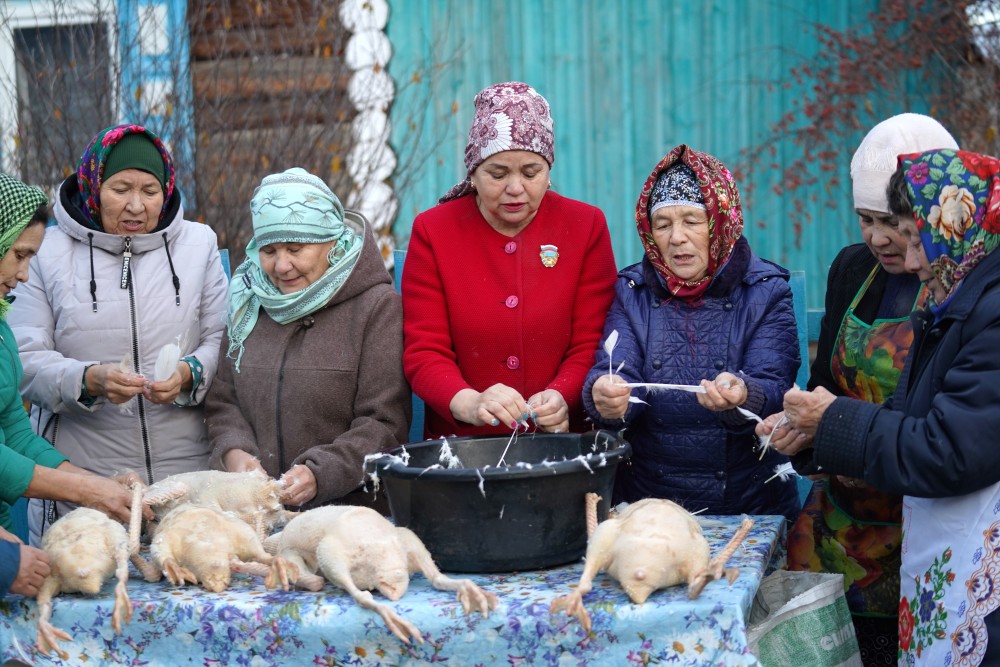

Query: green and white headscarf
<box><xmin>227</xmin><ymin>168</ymin><xmax>361</xmax><ymax>370</ymax></box>
<box><xmin>0</xmin><ymin>172</ymin><xmax>47</xmax><ymax>318</ymax></box>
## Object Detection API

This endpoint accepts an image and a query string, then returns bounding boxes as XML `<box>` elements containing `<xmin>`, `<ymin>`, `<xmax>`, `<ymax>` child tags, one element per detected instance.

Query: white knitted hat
<box><xmin>850</xmin><ymin>113</ymin><xmax>958</xmax><ymax>212</ymax></box>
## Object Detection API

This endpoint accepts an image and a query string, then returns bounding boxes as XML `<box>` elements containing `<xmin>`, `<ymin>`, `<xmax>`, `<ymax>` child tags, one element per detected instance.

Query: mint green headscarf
<box><xmin>227</xmin><ymin>168</ymin><xmax>361</xmax><ymax>370</ymax></box>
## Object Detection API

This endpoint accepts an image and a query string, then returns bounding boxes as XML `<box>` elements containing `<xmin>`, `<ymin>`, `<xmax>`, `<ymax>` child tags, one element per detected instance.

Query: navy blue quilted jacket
<box><xmin>583</xmin><ymin>237</ymin><xmax>800</xmax><ymax>521</ymax></box>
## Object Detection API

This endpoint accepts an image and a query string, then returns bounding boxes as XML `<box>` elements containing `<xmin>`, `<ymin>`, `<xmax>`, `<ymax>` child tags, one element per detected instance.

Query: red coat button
<box><xmin>505</xmin><ymin>295</ymin><xmax>519</xmax><ymax>308</ymax></box>
<box><xmin>506</xmin><ymin>356</ymin><xmax>520</xmax><ymax>370</ymax></box>
<box><xmin>504</xmin><ymin>241</ymin><xmax>517</xmax><ymax>254</ymax></box>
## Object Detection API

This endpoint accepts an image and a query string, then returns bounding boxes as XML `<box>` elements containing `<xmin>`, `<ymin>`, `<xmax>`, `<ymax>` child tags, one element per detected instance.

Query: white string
<box><xmin>620</xmin><ymin>382</ymin><xmax>706</xmax><ymax>393</ymax></box>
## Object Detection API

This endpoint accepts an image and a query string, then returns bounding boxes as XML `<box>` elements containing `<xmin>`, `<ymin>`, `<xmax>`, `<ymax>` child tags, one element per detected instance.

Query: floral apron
<box><xmin>898</xmin><ymin>488</ymin><xmax>1000</xmax><ymax>665</ymax></box>
<box><xmin>789</xmin><ymin>267</ymin><xmax>926</xmax><ymax>620</ymax></box>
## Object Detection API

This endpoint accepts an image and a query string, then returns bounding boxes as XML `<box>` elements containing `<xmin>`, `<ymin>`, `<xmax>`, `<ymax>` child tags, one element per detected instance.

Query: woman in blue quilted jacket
<box><xmin>583</xmin><ymin>144</ymin><xmax>800</xmax><ymax>521</ymax></box>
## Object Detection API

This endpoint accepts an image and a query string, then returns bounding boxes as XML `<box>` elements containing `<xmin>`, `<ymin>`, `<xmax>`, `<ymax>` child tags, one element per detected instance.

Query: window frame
<box><xmin>0</xmin><ymin>0</ymin><xmax>120</xmax><ymax>178</ymax></box>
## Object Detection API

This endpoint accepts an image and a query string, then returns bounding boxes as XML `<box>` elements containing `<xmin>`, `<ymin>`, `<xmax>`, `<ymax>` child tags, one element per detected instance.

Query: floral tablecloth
<box><xmin>0</xmin><ymin>515</ymin><xmax>784</xmax><ymax>667</ymax></box>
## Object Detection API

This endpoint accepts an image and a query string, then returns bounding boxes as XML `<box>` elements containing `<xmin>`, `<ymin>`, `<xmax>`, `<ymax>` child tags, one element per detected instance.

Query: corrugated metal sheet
<box><xmin>386</xmin><ymin>0</ymin><xmax>932</xmax><ymax>308</ymax></box>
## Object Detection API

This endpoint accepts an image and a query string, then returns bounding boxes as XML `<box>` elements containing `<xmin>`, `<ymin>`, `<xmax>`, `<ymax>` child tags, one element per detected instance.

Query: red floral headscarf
<box><xmin>635</xmin><ymin>144</ymin><xmax>744</xmax><ymax>303</ymax></box>
<box><xmin>897</xmin><ymin>148</ymin><xmax>1000</xmax><ymax>316</ymax></box>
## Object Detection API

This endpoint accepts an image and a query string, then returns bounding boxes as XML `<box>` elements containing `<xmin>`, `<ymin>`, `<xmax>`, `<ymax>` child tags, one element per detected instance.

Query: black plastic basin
<box><xmin>366</xmin><ymin>430</ymin><xmax>631</xmax><ymax>572</ymax></box>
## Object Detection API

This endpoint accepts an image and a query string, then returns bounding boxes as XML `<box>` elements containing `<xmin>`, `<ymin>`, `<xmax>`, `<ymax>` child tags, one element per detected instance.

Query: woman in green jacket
<box><xmin>0</xmin><ymin>172</ymin><xmax>136</xmax><ymax>597</ymax></box>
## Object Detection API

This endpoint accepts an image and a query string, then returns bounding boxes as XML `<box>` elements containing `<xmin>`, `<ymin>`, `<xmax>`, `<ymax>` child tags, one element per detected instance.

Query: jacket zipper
<box><xmin>122</xmin><ymin>237</ymin><xmax>154</xmax><ymax>484</ymax></box>
<box><xmin>275</xmin><ymin>343</ymin><xmax>289</xmax><ymax>472</ymax></box>
<box><xmin>120</xmin><ymin>236</ymin><xmax>133</xmax><ymax>289</ymax></box>
<box><xmin>274</xmin><ymin>320</ymin><xmax>314</xmax><ymax>473</ymax></box>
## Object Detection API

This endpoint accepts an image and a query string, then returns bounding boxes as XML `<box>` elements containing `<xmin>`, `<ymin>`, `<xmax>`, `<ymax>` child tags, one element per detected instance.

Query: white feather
<box><xmin>735</xmin><ymin>406</ymin><xmax>763</xmax><ymax>423</ymax></box>
<box><xmin>765</xmin><ymin>462</ymin><xmax>798</xmax><ymax>484</ymax></box>
<box><xmin>603</xmin><ymin>329</ymin><xmax>619</xmax><ymax>356</ymax></box>
<box><xmin>154</xmin><ymin>342</ymin><xmax>182</xmax><ymax>382</ymax></box>
<box><xmin>117</xmin><ymin>352</ymin><xmax>136</xmax><ymax>415</ymax></box>
<box><xmin>758</xmin><ymin>412</ymin><xmax>790</xmax><ymax>460</ymax></box>
<box><xmin>604</xmin><ymin>329</ymin><xmax>619</xmax><ymax>377</ymax></box>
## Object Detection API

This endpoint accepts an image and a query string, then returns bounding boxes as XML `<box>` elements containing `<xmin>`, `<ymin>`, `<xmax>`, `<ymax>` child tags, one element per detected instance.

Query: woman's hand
<box><xmin>450</xmin><ymin>385</ymin><xmax>529</xmax><ymax>429</ymax></box>
<box><xmin>58</xmin><ymin>462</ymin><xmax>154</xmax><ymax>521</ymax></box>
<box><xmin>755</xmin><ymin>410</ymin><xmax>814</xmax><ymax>456</ymax></box>
<box><xmin>279</xmin><ymin>464</ymin><xmax>317</xmax><ymax>507</ymax></box>
<box><xmin>526</xmin><ymin>389</ymin><xmax>569</xmax><ymax>433</ymax></box>
<box><xmin>223</xmin><ymin>449</ymin><xmax>266</xmax><ymax>475</ymax></box>
<box><xmin>144</xmin><ymin>361</ymin><xmax>192</xmax><ymax>405</ymax></box>
<box><xmin>783</xmin><ymin>386</ymin><xmax>837</xmax><ymax>437</ymax></box>
<box><xmin>113</xmin><ymin>471</ymin><xmax>145</xmax><ymax>490</ymax></box>
<box><xmin>10</xmin><ymin>544</ymin><xmax>50</xmax><ymax>597</ymax></box>
<box><xmin>592</xmin><ymin>375</ymin><xmax>631</xmax><ymax>420</ymax></box>
<box><xmin>86</xmin><ymin>364</ymin><xmax>146</xmax><ymax>405</ymax></box>
<box><xmin>74</xmin><ymin>475</ymin><xmax>136</xmax><ymax>524</ymax></box>
<box><xmin>111</xmin><ymin>472</ymin><xmax>156</xmax><ymax>520</ymax></box>
<box><xmin>697</xmin><ymin>372</ymin><xmax>748</xmax><ymax>411</ymax></box>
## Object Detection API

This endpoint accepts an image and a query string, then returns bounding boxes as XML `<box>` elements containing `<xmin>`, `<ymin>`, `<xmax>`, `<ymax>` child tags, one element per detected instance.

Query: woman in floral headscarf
<box><xmin>584</xmin><ymin>144</ymin><xmax>800</xmax><ymax>521</ymax></box>
<box><xmin>402</xmin><ymin>82</ymin><xmax>617</xmax><ymax>438</ymax></box>
<box><xmin>7</xmin><ymin>124</ymin><xmax>228</xmax><ymax>543</ymax></box>
<box><xmin>767</xmin><ymin>148</ymin><xmax>1000</xmax><ymax>664</ymax></box>
<box><xmin>771</xmin><ymin>114</ymin><xmax>957</xmax><ymax>667</ymax></box>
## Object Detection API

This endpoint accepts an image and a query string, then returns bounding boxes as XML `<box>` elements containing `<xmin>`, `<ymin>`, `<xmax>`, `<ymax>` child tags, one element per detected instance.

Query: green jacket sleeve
<box><xmin>0</xmin><ymin>321</ymin><xmax>67</xmax><ymax>504</ymax></box>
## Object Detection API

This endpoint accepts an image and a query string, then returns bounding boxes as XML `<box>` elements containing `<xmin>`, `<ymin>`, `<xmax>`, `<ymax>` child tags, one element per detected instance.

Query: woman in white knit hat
<box><xmin>779</xmin><ymin>113</ymin><xmax>957</xmax><ymax>665</ymax></box>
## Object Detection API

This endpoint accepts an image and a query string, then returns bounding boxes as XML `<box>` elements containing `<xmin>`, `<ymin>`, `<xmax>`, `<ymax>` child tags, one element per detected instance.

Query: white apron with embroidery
<box><xmin>899</xmin><ymin>482</ymin><xmax>1000</xmax><ymax>665</ymax></box>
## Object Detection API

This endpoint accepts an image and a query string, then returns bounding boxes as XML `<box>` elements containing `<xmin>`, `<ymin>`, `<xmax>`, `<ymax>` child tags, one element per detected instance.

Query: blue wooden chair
<box><xmin>789</xmin><ymin>270</ymin><xmax>810</xmax><ymax>389</ymax></box>
<box><xmin>393</xmin><ymin>249</ymin><xmax>426</xmax><ymax>443</ymax></box>
<box><xmin>10</xmin><ymin>497</ymin><xmax>29</xmax><ymax>542</ymax></box>
<box><xmin>219</xmin><ymin>247</ymin><xmax>231</xmax><ymax>280</ymax></box>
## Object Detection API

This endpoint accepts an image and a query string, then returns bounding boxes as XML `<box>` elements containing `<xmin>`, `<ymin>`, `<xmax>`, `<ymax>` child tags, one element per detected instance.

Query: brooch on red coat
<box><xmin>540</xmin><ymin>244</ymin><xmax>559</xmax><ymax>268</ymax></box>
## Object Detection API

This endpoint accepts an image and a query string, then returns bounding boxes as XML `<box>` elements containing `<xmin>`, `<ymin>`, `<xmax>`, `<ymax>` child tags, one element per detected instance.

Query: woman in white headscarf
<box><xmin>779</xmin><ymin>113</ymin><xmax>957</xmax><ymax>665</ymax></box>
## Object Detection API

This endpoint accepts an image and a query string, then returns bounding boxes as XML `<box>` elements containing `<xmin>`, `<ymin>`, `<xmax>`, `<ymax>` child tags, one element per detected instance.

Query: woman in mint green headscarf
<box><xmin>206</xmin><ymin>168</ymin><xmax>409</xmax><ymax>510</ymax></box>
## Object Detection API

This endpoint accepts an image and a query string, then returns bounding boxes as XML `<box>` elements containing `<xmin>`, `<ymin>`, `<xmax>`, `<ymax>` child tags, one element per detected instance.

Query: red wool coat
<box><xmin>402</xmin><ymin>191</ymin><xmax>618</xmax><ymax>438</ymax></box>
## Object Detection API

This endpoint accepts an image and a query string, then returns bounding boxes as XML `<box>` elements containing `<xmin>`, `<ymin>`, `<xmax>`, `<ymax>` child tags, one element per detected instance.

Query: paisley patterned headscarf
<box><xmin>0</xmin><ymin>172</ymin><xmax>47</xmax><ymax>318</ymax></box>
<box><xmin>227</xmin><ymin>168</ymin><xmax>362</xmax><ymax>371</ymax></box>
<box><xmin>650</xmin><ymin>163</ymin><xmax>706</xmax><ymax>214</ymax></box>
<box><xmin>636</xmin><ymin>144</ymin><xmax>744</xmax><ymax>303</ymax></box>
<box><xmin>76</xmin><ymin>124</ymin><xmax>176</xmax><ymax>230</ymax></box>
<box><xmin>440</xmin><ymin>81</ymin><xmax>555</xmax><ymax>203</ymax></box>
<box><xmin>898</xmin><ymin>148</ymin><xmax>1000</xmax><ymax>316</ymax></box>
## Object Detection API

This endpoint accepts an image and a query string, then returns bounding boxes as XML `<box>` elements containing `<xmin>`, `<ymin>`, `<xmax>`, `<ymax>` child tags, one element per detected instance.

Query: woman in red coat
<box><xmin>402</xmin><ymin>81</ymin><xmax>618</xmax><ymax>439</ymax></box>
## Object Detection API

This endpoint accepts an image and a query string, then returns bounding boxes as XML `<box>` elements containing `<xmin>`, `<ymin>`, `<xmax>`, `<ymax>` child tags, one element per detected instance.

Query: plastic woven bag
<box><xmin>747</xmin><ymin>570</ymin><xmax>862</xmax><ymax>667</ymax></box>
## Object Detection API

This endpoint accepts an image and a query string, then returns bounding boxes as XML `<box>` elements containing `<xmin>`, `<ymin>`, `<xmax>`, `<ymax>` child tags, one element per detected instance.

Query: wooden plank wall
<box><xmin>188</xmin><ymin>1</ymin><xmax>355</xmax><ymax>261</ymax></box>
